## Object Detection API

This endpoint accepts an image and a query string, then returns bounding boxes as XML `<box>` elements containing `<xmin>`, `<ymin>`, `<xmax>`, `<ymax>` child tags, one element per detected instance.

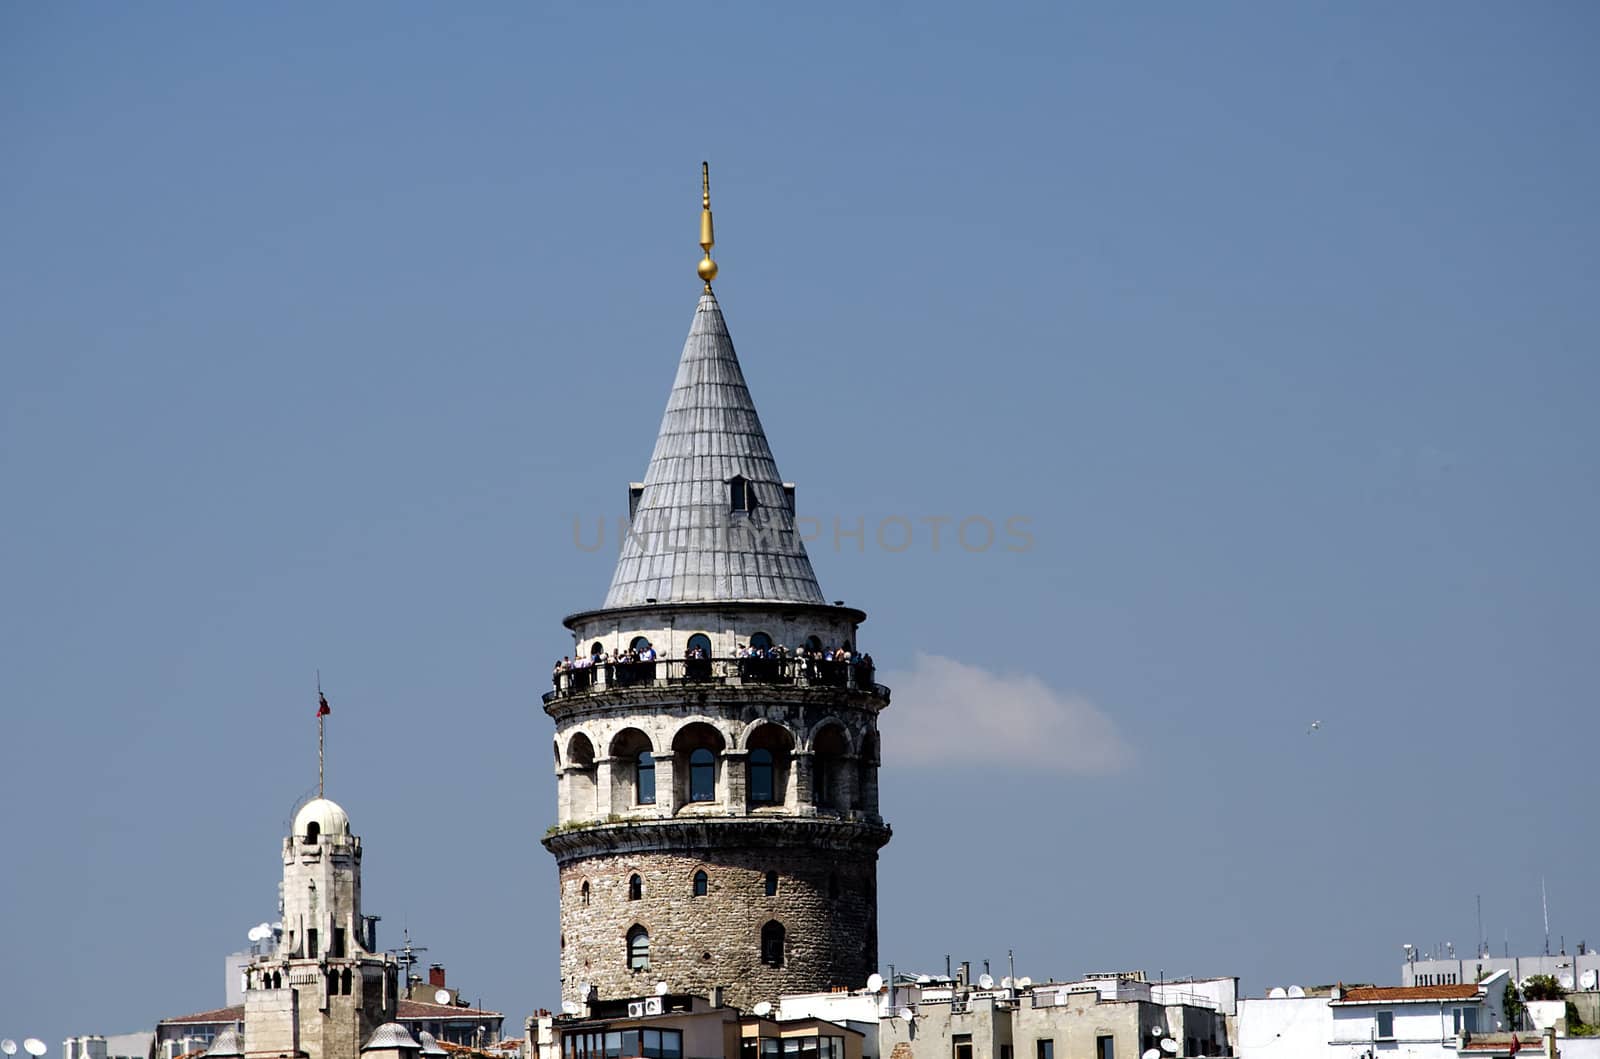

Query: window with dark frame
<box><xmin>689</xmin><ymin>748</ymin><xmax>716</xmax><ymax>802</ymax></box>
<box><xmin>626</xmin><ymin>925</ymin><xmax>650</xmax><ymax>970</ymax></box>
<box><xmin>764</xmin><ymin>870</ymin><xmax>779</xmax><ymax>896</ymax></box>
<box><xmin>1036</xmin><ymin>1041</ymin><xmax>1054</xmax><ymax>1059</ymax></box>
<box><xmin>1376</xmin><ymin>1011</ymin><xmax>1394</xmax><ymax>1039</ymax></box>
<box><xmin>636</xmin><ymin>751</ymin><xmax>656</xmax><ymax>804</ymax></box>
<box><xmin>629</xmin><ymin>874</ymin><xmax>643</xmax><ymax>900</ymax></box>
<box><xmin>693</xmin><ymin>870</ymin><xmax>708</xmax><ymax>897</ymax></box>
<box><xmin>760</xmin><ymin>920</ymin><xmax>785</xmax><ymax>966</ymax></box>
<box><xmin>952</xmin><ymin>1036</ymin><xmax>973</xmax><ymax>1059</ymax></box>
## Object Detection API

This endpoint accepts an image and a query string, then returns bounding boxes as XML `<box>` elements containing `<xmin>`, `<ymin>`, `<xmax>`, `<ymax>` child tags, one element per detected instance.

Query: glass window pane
<box><xmin>621</xmin><ymin>1032</ymin><xmax>639</xmax><ymax>1058</ymax></box>
<box><xmin>637</xmin><ymin>753</ymin><xmax>655</xmax><ymax>805</ymax></box>
<box><xmin>605</xmin><ymin>1033</ymin><xmax>621</xmax><ymax>1059</ymax></box>
<box><xmin>762</xmin><ymin>1041</ymin><xmax>781</xmax><ymax>1059</ymax></box>
<box><xmin>662</xmin><ymin>1032</ymin><xmax>682</xmax><ymax>1059</ymax></box>
<box><xmin>644</xmin><ymin>1031</ymin><xmax>661</xmax><ymax>1058</ymax></box>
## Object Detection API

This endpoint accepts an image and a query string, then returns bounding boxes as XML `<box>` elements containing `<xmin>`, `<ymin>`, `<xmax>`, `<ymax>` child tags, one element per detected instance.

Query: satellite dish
<box><xmin>248</xmin><ymin>925</ymin><xmax>267</xmax><ymax>942</ymax></box>
<box><xmin>561</xmin><ymin>1001</ymin><xmax>580</xmax><ymax>1016</ymax></box>
<box><xmin>1150</xmin><ymin>1026</ymin><xmax>1164</xmax><ymax>1037</ymax></box>
<box><xmin>1287</xmin><ymin>985</ymin><xmax>1306</xmax><ymax>998</ymax></box>
<box><xmin>979</xmin><ymin>974</ymin><xmax>995</xmax><ymax>989</ymax></box>
<box><xmin>1561</xmin><ymin>975</ymin><xmax>1576</xmax><ymax>991</ymax></box>
<box><xmin>1582</xmin><ymin>970</ymin><xmax>1598</xmax><ymax>991</ymax></box>
<box><xmin>1018</xmin><ymin>977</ymin><xmax>1032</xmax><ymax>988</ymax></box>
<box><xmin>435</xmin><ymin>988</ymin><xmax>453</xmax><ymax>1005</ymax></box>
<box><xmin>2</xmin><ymin>1041</ymin><xmax>17</xmax><ymax>1057</ymax></box>
<box><xmin>867</xmin><ymin>973</ymin><xmax>884</xmax><ymax>993</ymax></box>
<box><xmin>1000</xmin><ymin>976</ymin><xmax>1013</xmax><ymax>988</ymax></box>
<box><xmin>656</xmin><ymin>981</ymin><xmax>670</xmax><ymax>996</ymax></box>
<box><xmin>1143</xmin><ymin>1051</ymin><xmax>1161</xmax><ymax>1059</ymax></box>
<box><xmin>752</xmin><ymin>1002</ymin><xmax>772</xmax><ymax>1017</ymax></box>
<box><xmin>897</xmin><ymin>1007</ymin><xmax>914</xmax><ymax>1021</ymax></box>
<box><xmin>917</xmin><ymin>975</ymin><xmax>932</xmax><ymax>984</ymax></box>
<box><xmin>23</xmin><ymin>1043</ymin><xmax>46</xmax><ymax>1058</ymax></box>
<box><xmin>1268</xmin><ymin>987</ymin><xmax>1288</xmax><ymax>998</ymax></box>
<box><xmin>1160</xmin><ymin>1041</ymin><xmax>1179</xmax><ymax>1055</ymax></box>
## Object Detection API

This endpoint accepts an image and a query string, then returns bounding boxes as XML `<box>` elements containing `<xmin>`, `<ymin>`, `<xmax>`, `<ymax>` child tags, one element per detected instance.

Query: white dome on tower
<box><xmin>293</xmin><ymin>797</ymin><xmax>351</xmax><ymax>839</ymax></box>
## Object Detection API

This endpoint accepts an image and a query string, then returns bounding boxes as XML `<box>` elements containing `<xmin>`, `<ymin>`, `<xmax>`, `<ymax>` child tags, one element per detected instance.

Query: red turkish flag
<box><xmin>1509</xmin><ymin>1032</ymin><xmax>1520</xmax><ymax>1055</ymax></box>
<box><xmin>317</xmin><ymin>693</ymin><xmax>331</xmax><ymax>717</ymax></box>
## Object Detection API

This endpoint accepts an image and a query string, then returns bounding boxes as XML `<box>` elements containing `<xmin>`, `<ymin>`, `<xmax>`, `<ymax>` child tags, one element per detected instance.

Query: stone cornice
<box><xmin>543</xmin><ymin>816</ymin><xmax>891</xmax><ymax>864</ymax></box>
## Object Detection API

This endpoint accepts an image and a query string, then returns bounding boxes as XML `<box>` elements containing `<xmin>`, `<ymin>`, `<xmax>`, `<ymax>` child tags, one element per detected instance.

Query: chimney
<box><xmin>429</xmin><ymin>965</ymin><xmax>447</xmax><ymax>988</ymax></box>
<box><xmin>958</xmin><ymin>962</ymin><xmax>970</xmax><ymax>988</ymax></box>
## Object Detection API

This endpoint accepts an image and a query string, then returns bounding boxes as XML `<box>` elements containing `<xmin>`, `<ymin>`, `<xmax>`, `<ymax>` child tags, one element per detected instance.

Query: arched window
<box><xmin>340</xmin><ymin>967</ymin><xmax>352</xmax><ymax>995</ymax></box>
<box><xmin>689</xmin><ymin>748</ymin><xmax>715</xmax><ymax>802</ymax></box>
<box><xmin>750</xmin><ymin>631</ymin><xmax>773</xmax><ymax>650</ymax></box>
<box><xmin>581</xmin><ymin>881</ymin><xmax>590</xmax><ymax>906</ymax></box>
<box><xmin>628</xmin><ymin>874</ymin><xmax>643</xmax><ymax>901</ymax></box>
<box><xmin>764</xmin><ymin>870</ymin><xmax>779</xmax><ymax>896</ymax></box>
<box><xmin>303</xmin><ymin>821</ymin><xmax>320</xmax><ymax>845</ymax></box>
<box><xmin>630</xmin><ymin>636</ymin><xmax>652</xmax><ymax>653</ymax></box>
<box><xmin>687</xmin><ymin>633</ymin><xmax>712</xmax><ymax>657</ymax></box>
<box><xmin>590</xmin><ymin>641</ymin><xmax>604</xmax><ymax>658</ymax></box>
<box><xmin>760</xmin><ymin>920</ymin><xmax>785</xmax><ymax>967</ymax></box>
<box><xmin>693</xmin><ymin>870</ymin><xmax>708</xmax><ymax>897</ymax></box>
<box><xmin>626</xmin><ymin>925</ymin><xmax>650</xmax><ymax>971</ymax></box>
<box><xmin>749</xmin><ymin>748</ymin><xmax>774</xmax><ymax>804</ymax></box>
<box><xmin>729</xmin><ymin>475</ymin><xmax>752</xmax><ymax>513</ymax></box>
<box><xmin>813</xmin><ymin>725</ymin><xmax>850</xmax><ymax>810</ymax></box>
<box><xmin>804</xmin><ymin>635</ymin><xmax>822</xmax><ymax>652</ymax></box>
<box><xmin>636</xmin><ymin>751</ymin><xmax>656</xmax><ymax>805</ymax></box>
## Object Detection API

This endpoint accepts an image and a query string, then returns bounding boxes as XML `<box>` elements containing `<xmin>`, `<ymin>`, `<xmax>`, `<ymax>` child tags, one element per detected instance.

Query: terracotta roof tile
<box><xmin>397</xmin><ymin>999</ymin><xmax>504</xmax><ymax>1018</ymax></box>
<box><xmin>158</xmin><ymin>1006</ymin><xmax>245</xmax><ymax>1025</ymax></box>
<box><xmin>1339</xmin><ymin>984</ymin><xmax>1481</xmax><ymax>1002</ymax></box>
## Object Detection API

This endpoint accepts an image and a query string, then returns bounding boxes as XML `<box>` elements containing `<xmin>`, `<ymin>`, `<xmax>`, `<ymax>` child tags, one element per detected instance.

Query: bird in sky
<box><xmin>1307</xmin><ymin>720</ymin><xmax>1322</xmax><ymax>734</ymax></box>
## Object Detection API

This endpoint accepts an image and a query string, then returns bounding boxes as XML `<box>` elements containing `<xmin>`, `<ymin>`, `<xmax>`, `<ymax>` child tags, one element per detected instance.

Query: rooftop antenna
<box><xmin>1478</xmin><ymin>894</ymin><xmax>1486</xmax><ymax>959</ymax></box>
<box><xmin>697</xmin><ymin>162</ymin><xmax>718</xmax><ymax>292</ymax></box>
<box><xmin>1009</xmin><ymin>949</ymin><xmax>1016</xmax><ymax>990</ymax></box>
<box><xmin>316</xmin><ymin>671</ymin><xmax>331</xmax><ymax>798</ymax></box>
<box><xmin>1543</xmin><ymin>877</ymin><xmax>1551</xmax><ymax>955</ymax></box>
<box><xmin>388</xmin><ymin>927</ymin><xmax>428</xmax><ymax>991</ymax></box>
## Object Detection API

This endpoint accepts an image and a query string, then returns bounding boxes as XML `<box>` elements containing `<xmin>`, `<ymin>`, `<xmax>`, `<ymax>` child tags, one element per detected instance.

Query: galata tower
<box><xmin>542</xmin><ymin>165</ymin><xmax>891</xmax><ymax>1012</ymax></box>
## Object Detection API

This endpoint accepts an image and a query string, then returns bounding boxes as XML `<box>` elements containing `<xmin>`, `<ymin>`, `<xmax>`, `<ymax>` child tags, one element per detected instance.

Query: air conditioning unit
<box><xmin>644</xmin><ymin>997</ymin><xmax>663</xmax><ymax>1016</ymax></box>
<box><xmin>628</xmin><ymin>1002</ymin><xmax>646</xmax><ymax>1018</ymax></box>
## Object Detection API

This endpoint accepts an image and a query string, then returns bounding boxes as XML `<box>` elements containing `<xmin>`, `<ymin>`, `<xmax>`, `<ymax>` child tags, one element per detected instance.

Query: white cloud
<box><xmin>877</xmin><ymin>652</ymin><xmax>1132</xmax><ymax>774</ymax></box>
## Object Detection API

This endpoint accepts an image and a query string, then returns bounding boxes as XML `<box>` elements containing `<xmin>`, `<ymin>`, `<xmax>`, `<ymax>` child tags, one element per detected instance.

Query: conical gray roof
<box><xmin>603</xmin><ymin>292</ymin><xmax>826</xmax><ymax>608</ymax></box>
<box><xmin>204</xmin><ymin>1029</ymin><xmax>243</xmax><ymax>1058</ymax></box>
<box><xmin>362</xmin><ymin>1024</ymin><xmax>420</xmax><ymax>1053</ymax></box>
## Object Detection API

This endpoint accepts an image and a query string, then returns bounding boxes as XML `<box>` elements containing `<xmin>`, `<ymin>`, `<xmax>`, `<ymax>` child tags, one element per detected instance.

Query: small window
<box><xmin>760</xmin><ymin>920</ymin><xmax>785</xmax><ymax>967</ymax></box>
<box><xmin>581</xmin><ymin>881</ymin><xmax>590</xmax><ymax>905</ymax></box>
<box><xmin>693</xmin><ymin>870</ymin><xmax>708</xmax><ymax>896</ymax></box>
<box><xmin>764</xmin><ymin>870</ymin><xmax>779</xmax><ymax>896</ymax></box>
<box><xmin>627</xmin><ymin>925</ymin><xmax>650</xmax><ymax>970</ymax></box>
<box><xmin>749</xmin><ymin>631</ymin><xmax>773</xmax><ymax>650</ymax></box>
<box><xmin>952</xmin><ymin>1036</ymin><xmax>972</xmax><ymax>1059</ymax></box>
<box><xmin>687</xmin><ymin>633</ymin><xmax>712</xmax><ymax>657</ymax></box>
<box><xmin>590</xmin><ymin>641</ymin><xmax>604</xmax><ymax>658</ymax></box>
<box><xmin>304</xmin><ymin>821</ymin><xmax>320</xmax><ymax>844</ymax></box>
<box><xmin>636</xmin><ymin>751</ymin><xmax>656</xmax><ymax>805</ymax></box>
<box><xmin>689</xmin><ymin>748</ymin><xmax>716</xmax><ymax>802</ymax></box>
<box><xmin>1036</xmin><ymin>1042</ymin><xmax>1054</xmax><ymax>1059</ymax></box>
<box><xmin>341</xmin><ymin>967</ymin><xmax>352</xmax><ymax>994</ymax></box>
<box><xmin>1096</xmin><ymin>1038</ymin><xmax>1114</xmax><ymax>1059</ymax></box>
<box><xmin>729</xmin><ymin>475</ymin><xmax>754</xmax><ymax>513</ymax></box>
<box><xmin>630</xmin><ymin>636</ymin><xmax>652</xmax><ymax>653</ymax></box>
<box><xmin>629</xmin><ymin>874</ymin><xmax>643</xmax><ymax>900</ymax></box>
<box><xmin>1376</xmin><ymin>1011</ymin><xmax>1394</xmax><ymax>1039</ymax></box>
<box><xmin>308</xmin><ymin>928</ymin><xmax>319</xmax><ymax>959</ymax></box>
<box><xmin>331</xmin><ymin>927</ymin><xmax>346</xmax><ymax>958</ymax></box>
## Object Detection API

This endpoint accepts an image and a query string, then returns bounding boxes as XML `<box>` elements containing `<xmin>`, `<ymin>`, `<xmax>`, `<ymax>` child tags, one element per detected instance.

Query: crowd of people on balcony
<box><xmin>550</xmin><ymin>639</ymin><xmax>873</xmax><ymax>689</ymax></box>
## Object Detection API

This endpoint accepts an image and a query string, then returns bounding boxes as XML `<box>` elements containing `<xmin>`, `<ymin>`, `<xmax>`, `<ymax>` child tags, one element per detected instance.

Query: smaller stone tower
<box><xmin>243</xmin><ymin>796</ymin><xmax>399</xmax><ymax>1059</ymax></box>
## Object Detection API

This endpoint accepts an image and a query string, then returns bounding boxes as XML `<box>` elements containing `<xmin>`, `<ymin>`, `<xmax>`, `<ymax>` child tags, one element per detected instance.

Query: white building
<box><xmin>1237</xmin><ymin>974</ymin><xmax>1510</xmax><ymax>1058</ymax></box>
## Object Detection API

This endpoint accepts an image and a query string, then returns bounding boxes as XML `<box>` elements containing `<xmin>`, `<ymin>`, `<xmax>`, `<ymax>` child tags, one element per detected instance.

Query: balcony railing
<box><xmin>546</xmin><ymin>657</ymin><xmax>887</xmax><ymax>703</ymax></box>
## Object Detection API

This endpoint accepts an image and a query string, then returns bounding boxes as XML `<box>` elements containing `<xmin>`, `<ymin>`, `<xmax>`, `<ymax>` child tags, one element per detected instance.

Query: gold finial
<box><xmin>697</xmin><ymin>161</ymin><xmax>718</xmax><ymax>291</ymax></box>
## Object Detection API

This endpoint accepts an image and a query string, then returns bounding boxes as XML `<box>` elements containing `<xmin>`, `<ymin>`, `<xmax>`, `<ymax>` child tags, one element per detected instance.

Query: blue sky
<box><xmin>3</xmin><ymin>1</ymin><xmax>1597</xmax><ymax>1045</ymax></box>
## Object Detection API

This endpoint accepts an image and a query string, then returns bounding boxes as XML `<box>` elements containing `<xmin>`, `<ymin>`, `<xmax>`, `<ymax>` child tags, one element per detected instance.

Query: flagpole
<box><xmin>317</xmin><ymin>670</ymin><xmax>326</xmax><ymax>799</ymax></box>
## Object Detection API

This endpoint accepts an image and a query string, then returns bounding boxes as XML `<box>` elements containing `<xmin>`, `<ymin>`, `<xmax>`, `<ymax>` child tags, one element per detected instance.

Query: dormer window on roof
<box><xmin>729</xmin><ymin>475</ymin><xmax>754</xmax><ymax>513</ymax></box>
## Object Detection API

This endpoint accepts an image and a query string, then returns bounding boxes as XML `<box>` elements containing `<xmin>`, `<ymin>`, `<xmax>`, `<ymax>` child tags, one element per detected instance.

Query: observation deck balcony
<box><xmin>544</xmin><ymin>657</ymin><xmax>889</xmax><ymax>706</ymax></box>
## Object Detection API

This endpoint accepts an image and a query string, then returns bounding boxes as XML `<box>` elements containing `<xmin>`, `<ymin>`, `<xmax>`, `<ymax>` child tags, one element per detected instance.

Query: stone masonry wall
<box><xmin>557</xmin><ymin>841</ymin><xmax>878</xmax><ymax>1012</ymax></box>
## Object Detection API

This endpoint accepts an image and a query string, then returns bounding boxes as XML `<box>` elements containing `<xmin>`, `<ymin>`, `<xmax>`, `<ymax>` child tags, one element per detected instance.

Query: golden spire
<box><xmin>697</xmin><ymin>161</ymin><xmax>718</xmax><ymax>291</ymax></box>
